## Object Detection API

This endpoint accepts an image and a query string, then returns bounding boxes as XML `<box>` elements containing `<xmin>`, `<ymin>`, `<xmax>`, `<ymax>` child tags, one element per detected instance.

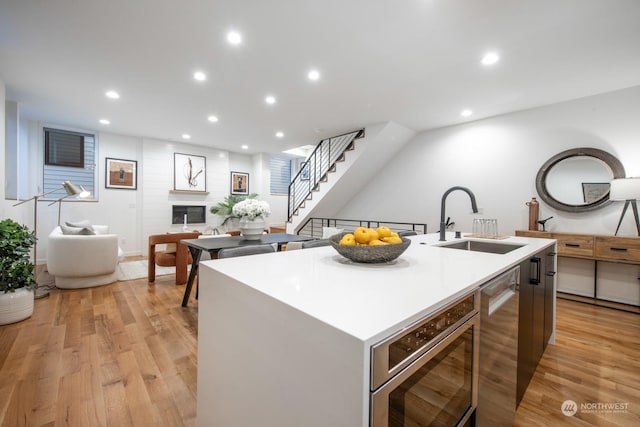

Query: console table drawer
<box><xmin>595</xmin><ymin>236</ymin><xmax>640</xmax><ymax>263</ymax></box>
<box><xmin>554</xmin><ymin>233</ymin><xmax>594</xmax><ymax>257</ymax></box>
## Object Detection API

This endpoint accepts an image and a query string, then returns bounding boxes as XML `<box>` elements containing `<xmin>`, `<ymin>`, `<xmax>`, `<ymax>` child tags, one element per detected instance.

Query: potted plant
<box><xmin>0</xmin><ymin>218</ymin><xmax>37</xmax><ymax>325</ymax></box>
<box><xmin>210</xmin><ymin>193</ymin><xmax>259</xmax><ymax>230</ymax></box>
<box><xmin>232</xmin><ymin>198</ymin><xmax>271</xmax><ymax>240</ymax></box>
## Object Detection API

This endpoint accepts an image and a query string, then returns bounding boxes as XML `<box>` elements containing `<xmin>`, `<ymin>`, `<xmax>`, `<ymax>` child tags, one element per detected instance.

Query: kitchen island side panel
<box><xmin>197</xmin><ymin>264</ymin><xmax>369</xmax><ymax>427</ymax></box>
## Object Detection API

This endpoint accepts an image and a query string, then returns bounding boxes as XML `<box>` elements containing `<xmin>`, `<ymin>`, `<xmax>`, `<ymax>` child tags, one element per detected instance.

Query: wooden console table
<box><xmin>516</xmin><ymin>230</ymin><xmax>640</xmax><ymax>313</ymax></box>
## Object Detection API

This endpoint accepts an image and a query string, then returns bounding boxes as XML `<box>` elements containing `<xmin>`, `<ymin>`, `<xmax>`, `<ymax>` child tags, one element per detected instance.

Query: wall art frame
<box><xmin>105</xmin><ymin>157</ymin><xmax>137</xmax><ymax>190</ymax></box>
<box><xmin>230</xmin><ymin>171</ymin><xmax>249</xmax><ymax>195</ymax></box>
<box><xmin>174</xmin><ymin>153</ymin><xmax>207</xmax><ymax>192</ymax></box>
<box><xmin>300</xmin><ymin>161</ymin><xmax>310</xmax><ymax>181</ymax></box>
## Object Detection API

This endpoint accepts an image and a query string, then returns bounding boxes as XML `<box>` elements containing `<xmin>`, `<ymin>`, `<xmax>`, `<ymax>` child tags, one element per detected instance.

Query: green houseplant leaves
<box><xmin>0</xmin><ymin>218</ymin><xmax>37</xmax><ymax>293</ymax></box>
<box><xmin>210</xmin><ymin>193</ymin><xmax>259</xmax><ymax>226</ymax></box>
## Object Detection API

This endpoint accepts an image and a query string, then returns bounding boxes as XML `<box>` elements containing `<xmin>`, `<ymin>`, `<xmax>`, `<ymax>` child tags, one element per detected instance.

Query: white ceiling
<box><xmin>1</xmin><ymin>0</ymin><xmax>640</xmax><ymax>155</ymax></box>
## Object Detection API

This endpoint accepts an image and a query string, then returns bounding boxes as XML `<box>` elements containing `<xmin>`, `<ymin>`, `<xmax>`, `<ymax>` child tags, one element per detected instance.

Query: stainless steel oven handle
<box><xmin>371</xmin><ymin>314</ymin><xmax>480</xmax><ymax>427</ymax></box>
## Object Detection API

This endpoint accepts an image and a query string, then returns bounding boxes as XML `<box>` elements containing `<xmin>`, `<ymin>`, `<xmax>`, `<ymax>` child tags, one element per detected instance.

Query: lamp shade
<box><xmin>62</xmin><ymin>180</ymin><xmax>82</xmax><ymax>196</ymax></box>
<box><xmin>77</xmin><ymin>185</ymin><xmax>91</xmax><ymax>198</ymax></box>
<box><xmin>609</xmin><ymin>178</ymin><xmax>640</xmax><ymax>201</ymax></box>
<box><xmin>61</xmin><ymin>181</ymin><xmax>91</xmax><ymax>199</ymax></box>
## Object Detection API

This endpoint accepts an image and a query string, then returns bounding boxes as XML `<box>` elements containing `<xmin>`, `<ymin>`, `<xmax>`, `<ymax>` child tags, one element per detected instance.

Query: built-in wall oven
<box><xmin>370</xmin><ymin>291</ymin><xmax>480</xmax><ymax>427</ymax></box>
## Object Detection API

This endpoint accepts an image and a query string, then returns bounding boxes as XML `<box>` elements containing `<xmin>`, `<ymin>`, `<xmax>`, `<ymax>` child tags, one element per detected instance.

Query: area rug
<box><xmin>117</xmin><ymin>260</ymin><xmax>184</xmax><ymax>281</ymax></box>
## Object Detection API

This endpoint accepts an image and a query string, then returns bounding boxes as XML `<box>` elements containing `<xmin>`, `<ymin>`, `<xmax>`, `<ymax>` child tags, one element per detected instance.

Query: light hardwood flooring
<box><xmin>1</xmin><ymin>267</ymin><xmax>638</xmax><ymax>426</ymax></box>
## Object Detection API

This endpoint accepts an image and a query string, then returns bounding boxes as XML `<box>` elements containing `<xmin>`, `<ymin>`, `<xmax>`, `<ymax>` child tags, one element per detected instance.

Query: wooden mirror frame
<box><xmin>535</xmin><ymin>147</ymin><xmax>626</xmax><ymax>213</ymax></box>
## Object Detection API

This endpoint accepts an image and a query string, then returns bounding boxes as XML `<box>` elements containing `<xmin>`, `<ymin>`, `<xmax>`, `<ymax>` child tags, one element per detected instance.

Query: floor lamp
<box><xmin>12</xmin><ymin>180</ymin><xmax>87</xmax><ymax>298</ymax></box>
<box><xmin>48</xmin><ymin>183</ymin><xmax>91</xmax><ymax>225</ymax></box>
<box><xmin>610</xmin><ymin>178</ymin><xmax>640</xmax><ymax>236</ymax></box>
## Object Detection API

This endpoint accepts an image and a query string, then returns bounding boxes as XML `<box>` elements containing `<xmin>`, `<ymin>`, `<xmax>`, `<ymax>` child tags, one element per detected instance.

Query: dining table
<box><xmin>179</xmin><ymin>233</ymin><xmax>313</xmax><ymax>307</ymax></box>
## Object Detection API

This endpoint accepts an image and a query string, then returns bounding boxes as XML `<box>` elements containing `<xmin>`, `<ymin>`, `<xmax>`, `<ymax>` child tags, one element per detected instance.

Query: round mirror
<box><xmin>535</xmin><ymin>148</ymin><xmax>626</xmax><ymax>212</ymax></box>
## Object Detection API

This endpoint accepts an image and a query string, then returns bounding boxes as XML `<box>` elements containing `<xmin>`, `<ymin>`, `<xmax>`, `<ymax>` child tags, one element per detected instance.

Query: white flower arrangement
<box><xmin>232</xmin><ymin>198</ymin><xmax>271</xmax><ymax>220</ymax></box>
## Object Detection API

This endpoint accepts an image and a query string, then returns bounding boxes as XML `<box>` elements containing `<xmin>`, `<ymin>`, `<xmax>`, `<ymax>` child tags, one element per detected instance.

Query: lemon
<box><xmin>339</xmin><ymin>233</ymin><xmax>356</xmax><ymax>246</ymax></box>
<box><xmin>382</xmin><ymin>235</ymin><xmax>403</xmax><ymax>244</ymax></box>
<box><xmin>354</xmin><ymin>227</ymin><xmax>372</xmax><ymax>244</ymax></box>
<box><xmin>376</xmin><ymin>226</ymin><xmax>392</xmax><ymax>239</ymax></box>
<box><xmin>368</xmin><ymin>239</ymin><xmax>388</xmax><ymax>246</ymax></box>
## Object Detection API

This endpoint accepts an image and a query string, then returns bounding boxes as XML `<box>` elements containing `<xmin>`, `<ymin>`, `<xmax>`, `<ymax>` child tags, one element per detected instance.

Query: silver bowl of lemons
<box><xmin>329</xmin><ymin>227</ymin><xmax>411</xmax><ymax>263</ymax></box>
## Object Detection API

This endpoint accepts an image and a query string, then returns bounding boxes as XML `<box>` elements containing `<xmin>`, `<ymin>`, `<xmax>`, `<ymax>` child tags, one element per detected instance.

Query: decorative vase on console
<box><xmin>232</xmin><ymin>198</ymin><xmax>271</xmax><ymax>240</ymax></box>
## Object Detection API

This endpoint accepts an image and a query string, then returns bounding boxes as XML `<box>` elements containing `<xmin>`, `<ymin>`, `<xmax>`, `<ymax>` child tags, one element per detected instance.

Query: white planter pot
<box><xmin>239</xmin><ymin>217</ymin><xmax>266</xmax><ymax>240</ymax></box>
<box><xmin>0</xmin><ymin>288</ymin><xmax>35</xmax><ymax>325</ymax></box>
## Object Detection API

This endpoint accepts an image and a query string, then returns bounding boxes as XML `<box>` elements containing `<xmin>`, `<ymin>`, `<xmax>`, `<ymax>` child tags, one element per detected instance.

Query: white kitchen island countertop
<box><xmin>199</xmin><ymin>232</ymin><xmax>554</xmax><ymax>345</ymax></box>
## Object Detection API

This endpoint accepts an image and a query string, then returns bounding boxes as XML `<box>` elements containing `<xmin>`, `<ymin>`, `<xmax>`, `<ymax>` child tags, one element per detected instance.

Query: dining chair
<box><xmin>217</xmin><ymin>244</ymin><xmax>276</xmax><ymax>259</ymax></box>
<box><xmin>301</xmin><ymin>239</ymin><xmax>331</xmax><ymax>249</ymax></box>
<box><xmin>148</xmin><ymin>231</ymin><xmax>201</xmax><ymax>285</ymax></box>
<box><xmin>398</xmin><ymin>230</ymin><xmax>418</xmax><ymax>237</ymax></box>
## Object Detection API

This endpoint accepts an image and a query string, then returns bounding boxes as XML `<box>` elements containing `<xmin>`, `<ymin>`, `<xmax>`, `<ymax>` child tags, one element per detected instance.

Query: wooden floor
<box><xmin>514</xmin><ymin>298</ymin><xmax>640</xmax><ymax>426</ymax></box>
<box><xmin>0</xmin><ymin>269</ymin><xmax>638</xmax><ymax>426</ymax></box>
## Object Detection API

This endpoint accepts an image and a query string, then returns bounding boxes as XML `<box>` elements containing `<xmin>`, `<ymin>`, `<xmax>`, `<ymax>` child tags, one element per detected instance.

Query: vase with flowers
<box><xmin>232</xmin><ymin>198</ymin><xmax>271</xmax><ymax>240</ymax></box>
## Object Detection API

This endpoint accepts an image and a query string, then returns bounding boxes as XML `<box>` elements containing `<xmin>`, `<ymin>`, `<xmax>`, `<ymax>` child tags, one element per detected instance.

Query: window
<box><xmin>45</xmin><ymin>128</ymin><xmax>84</xmax><ymax>167</ymax></box>
<box><xmin>42</xmin><ymin>127</ymin><xmax>96</xmax><ymax>200</ymax></box>
<box><xmin>270</xmin><ymin>156</ymin><xmax>292</xmax><ymax>195</ymax></box>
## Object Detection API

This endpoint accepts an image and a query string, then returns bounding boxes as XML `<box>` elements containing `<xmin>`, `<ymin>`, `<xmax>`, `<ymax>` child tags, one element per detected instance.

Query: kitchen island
<box><xmin>196</xmin><ymin>232</ymin><xmax>555</xmax><ymax>427</ymax></box>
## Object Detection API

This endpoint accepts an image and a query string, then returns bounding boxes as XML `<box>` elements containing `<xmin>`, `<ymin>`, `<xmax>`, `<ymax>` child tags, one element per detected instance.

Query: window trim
<box><xmin>40</xmin><ymin>123</ymin><xmax>99</xmax><ymax>201</ymax></box>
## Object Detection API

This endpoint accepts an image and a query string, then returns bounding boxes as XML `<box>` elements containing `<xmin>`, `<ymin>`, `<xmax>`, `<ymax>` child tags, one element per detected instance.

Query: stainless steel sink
<box><xmin>436</xmin><ymin>240</ymin><xmax>525</xmax><ymax>254</ymax></box>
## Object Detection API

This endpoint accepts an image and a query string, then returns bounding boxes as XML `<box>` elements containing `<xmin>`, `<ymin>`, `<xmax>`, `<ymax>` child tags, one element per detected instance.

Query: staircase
<box><xmin>286</xmin><ymin>121</ymin><xmax>417</xmax><ymax>234</ymax></box>
<box><xmin>287</xmin><ymin>129</ymin><xmax>364</xmax><ymax>221</ymax></box>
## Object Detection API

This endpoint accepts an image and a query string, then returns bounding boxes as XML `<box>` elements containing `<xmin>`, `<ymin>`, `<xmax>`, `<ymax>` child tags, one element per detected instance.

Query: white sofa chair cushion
<box><xmin>47</xmin><ymin>226</ymin><xmax>119</xmax><ymax>288</ymax></box>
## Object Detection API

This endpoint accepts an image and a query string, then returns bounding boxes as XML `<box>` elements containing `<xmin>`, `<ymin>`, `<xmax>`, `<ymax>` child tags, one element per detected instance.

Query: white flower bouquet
<box><xmin>232</xmin><ymin>199</ymin><xmax>271</xmax><ymax>220</ymax></box>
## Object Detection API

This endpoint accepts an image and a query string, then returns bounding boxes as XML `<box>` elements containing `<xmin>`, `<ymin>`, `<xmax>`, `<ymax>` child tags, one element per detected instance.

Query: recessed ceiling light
<box><xmin>227</xmin><ymin>31</ymin><xmax>242</xmax><ymax>45</ymax></box>
<box><xmin>182</xmin><ymin>134</ymin><xmax>191</xmax><ymax>139</ymax></box>
<box><xmin>99</xmin><ymin>119</ymin><xmax>110</xmax><ymax>125</ymax></box>
<box><xmin>481</xmin><ymin>52</ymin><xmax>500</xmax><ymax>65</ymax></box>
<box><xmin>461</xmin><ymin>109</ymin><xmax>473</xmax><ymax>117</ymax></box>
<box><xmin>208</xmin><ymin>115</ymin><xmax>219</xmax><ymax>123</ymax></box>
<box><xmin>241</xmin><ymin>144</ymin><xmax>249</xmax><ymax>150</ymax></box>
<box><xmin>307</xmin><ymin>69</ymin><xmax>320</xmax><ymax>81</ymax></box>
<box><xmin>194</xmin><ymin>71</ymin><xmax>206</xmax><ymax>81</ymax></box>
<box><xmin>265</xmin><ymin>95</ymin><xmax>276</xmax><ymax>105</ymax></box>
<box><xmin>105</xmin><ymin>90</ymin><xmax>120</xmax><ymax>99</ymax></box>
<box><xmin>275</xmin><ymin>131</ymin><xmax>284</xmax><ymax>138</ymax></box>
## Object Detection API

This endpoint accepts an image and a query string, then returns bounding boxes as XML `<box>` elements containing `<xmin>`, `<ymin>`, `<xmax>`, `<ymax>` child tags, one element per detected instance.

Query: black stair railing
<box><xmin>297</xmin><ymin>218</ymin><xmax>428</xmax><ymax>238</ymax></box>
<box><xmin>287</xmin><ymin>129</ymin><xmax>364</xmax><ymax>221</ymax></box>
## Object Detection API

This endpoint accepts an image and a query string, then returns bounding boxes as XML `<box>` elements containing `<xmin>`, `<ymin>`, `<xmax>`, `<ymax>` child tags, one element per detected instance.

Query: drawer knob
<box><xmin>565</xmin><ymin>242</ymin><xmax>580</xmax><ymax>247</ymax></box>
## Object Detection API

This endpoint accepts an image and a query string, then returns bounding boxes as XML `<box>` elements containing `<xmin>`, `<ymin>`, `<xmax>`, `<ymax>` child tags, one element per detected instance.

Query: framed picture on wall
<box><xmin>105</xmin><ymin>158</ymin><xmax>137</xmax><ymax>190</ymax></box>
<box><xmin>174</xmin><ymin>153</ymin><xmax>207</xmax><ymax>192</ymax></box>
<box><xmin>230</xmin><ymin>171</ymin><xmax>249</xmax><ymax>195</ymax></box>
<box><xmin>300</xmin><ymin>161</ymin><xmax>310</xmax><ymax>181</ymax></box>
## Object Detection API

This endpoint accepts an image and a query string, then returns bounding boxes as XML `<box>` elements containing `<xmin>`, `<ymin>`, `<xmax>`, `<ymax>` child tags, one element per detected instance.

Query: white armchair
<box><xmin>47</xmin><ymin>225</ymin><xmax>120</xmax><ymax>288</ymax></box>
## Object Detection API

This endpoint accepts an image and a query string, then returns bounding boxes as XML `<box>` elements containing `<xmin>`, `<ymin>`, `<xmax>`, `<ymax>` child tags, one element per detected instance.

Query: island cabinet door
<box><xmin>517</xmin><ymin>247</ymin><xmax>555</xmax><ymax>406</ymax></box>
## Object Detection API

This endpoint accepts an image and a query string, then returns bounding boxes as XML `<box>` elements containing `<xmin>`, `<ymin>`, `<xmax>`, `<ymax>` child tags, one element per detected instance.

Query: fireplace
<box><xmin>172</xmin><ymin>205</ymin><xmax>206</xmax><ymax>224</ymax></box>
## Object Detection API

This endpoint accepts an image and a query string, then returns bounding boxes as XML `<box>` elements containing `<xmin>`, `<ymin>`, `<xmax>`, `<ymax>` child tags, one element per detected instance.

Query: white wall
<box><xmin>141</xmin><ymin>137</ymin><xmax>229</xmax><ymax>252</ymax></box>
<box><xmin>251</xmin><ymin>153</ymin><xmax>289</xmax><ymax>228</ymax></box>
<box><xmin>337</xmin><ymin>86</ymin><xmax>640</xmax><ymax>237</ymax></box>
<box><xmin>0</xmin><ymin>77</ymin><xmax>6</xmax><ymax>216</ymax></box>
<box><xmin>10</xmin><ymin>117</ymin><xmax>266</xmax><ymax>261</ymax></box>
